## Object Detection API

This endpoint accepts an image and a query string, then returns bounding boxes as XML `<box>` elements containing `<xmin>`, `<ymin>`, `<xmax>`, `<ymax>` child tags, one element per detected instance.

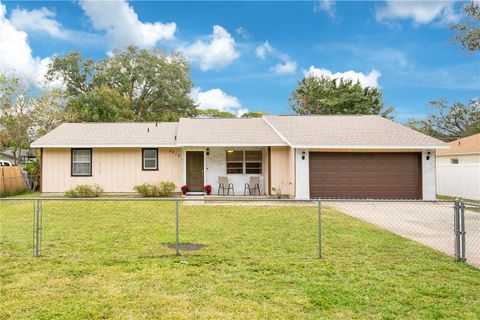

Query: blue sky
<box><xmin>0</xmin><ymin>1</ymin><xmax>478</xmax><ymax>122</ymax></box>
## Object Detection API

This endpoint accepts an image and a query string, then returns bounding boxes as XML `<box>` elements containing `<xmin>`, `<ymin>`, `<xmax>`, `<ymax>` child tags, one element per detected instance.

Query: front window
<box><xmin>245</xmin><ymin>151</ymin><xmax>262</xmax><ymax>174</ymax></box>
<box><xmin>72</xmin><ymin>149</ymin><xmax>92</xmax><ymax>176</ymax></box>
<box><xmin>226</xmin><ymin>150</ymin><xmax>262</xmax><ymax>174</ymax></box>
<box><xmin>451</xmin><ymin>158</ymin><xmax>459</xmax><ymax>164</ymax></box>
<box><xmin>226</xmin><ymin>151</ymin><xmax>243</xmax><ymax>174</ymax></box>
<box><xmin>143</xmin><ymin>149</ymin><xmax>158</xmax><ymax>170</ymax></box>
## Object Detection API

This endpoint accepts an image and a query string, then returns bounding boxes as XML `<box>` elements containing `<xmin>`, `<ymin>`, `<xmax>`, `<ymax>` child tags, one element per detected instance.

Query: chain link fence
<box><xmin>463</xmin><ymin>202</ymin><xmax>480</xmax><ymax>267</ymax></box>
<box><xmin>0</xmin><ymin>198</ymin><xmax>478</xmax><ymax>267</ymax></box>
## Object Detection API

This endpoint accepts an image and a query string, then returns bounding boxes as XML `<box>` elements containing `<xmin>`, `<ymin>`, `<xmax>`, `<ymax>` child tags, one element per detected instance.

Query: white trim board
<box><xmin>437</xmin><ymin>152</ymin><xmax>480</xmax><ymax>156</ymax></box>
<box><xmin>292</xmin><ymin>145</ymin><xmax>449</xmax><ymax>150</ymax></box>
<box><xmin>31</xmin><ymin>144</ymin><xmax>178</xmax><ymax>148</ymax></box>
<box><xmin>176</xmin><ymin>143</ymin><xmax>288</xmax><ymax>147</ymax></box>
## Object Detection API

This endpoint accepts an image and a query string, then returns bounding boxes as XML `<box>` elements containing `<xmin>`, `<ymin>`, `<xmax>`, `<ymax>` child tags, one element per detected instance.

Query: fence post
<box><xmin>460</xmin><ymin>201</ymin><xmax>466</xmax><ymax>262</ymax></box>
<box><xmin>33</xmin><ymin>199</ymin><xmax>42</xmax><ymax>257</ymax></box>
<box><xmin>453</xmin><ymin>200</ymin><xmax>460</xmax><ymax>261</ymax></box>
<box><xmin>318</xmin><ymin>200</ymin><xmax>322</xmax><ymax>259</ymax></box>
<box><xmin>175</xmin><ymin>200</ymin><xmax>179</xmax><ymax>256</ymax></box>
<box><xmin>32</xmin><ymin>200</ymin><xmax>36</xmax><ymax>256</ymax></box>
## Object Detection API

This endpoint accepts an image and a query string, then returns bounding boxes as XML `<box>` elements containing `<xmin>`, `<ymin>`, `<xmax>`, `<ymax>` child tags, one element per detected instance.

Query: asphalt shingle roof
<box><xmin>31</xmin><ymin>115</ymin><xmax>447</xmax><ymax>149</ymax></box>
<box><xmin>263</xmin><ymin>115</ymin><xmax>447</xmax><ymax>148</ymax></box>
<box><xmin>436</xmin><ymin>133</ymin><xmax>480</xmax><ymax>155</ymax></box>
<box><xmin>31</xmin><ymin>122</ymin><xmax>178</xmax><ymax>147</ymax></box>
<box><xmin>176</xmin><ymin>118</ymin><xmax>286</xmax><ymax>146</ymax></box>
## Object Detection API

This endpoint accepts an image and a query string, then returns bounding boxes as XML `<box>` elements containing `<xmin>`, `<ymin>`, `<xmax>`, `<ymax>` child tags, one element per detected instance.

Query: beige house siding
<box><xmin>289</xmin><ymin>147</ymin><xmax>295</xmax><ymax>196</ymax></box>
<box><xmin>42</xmin><ymin>148</ymin><xmax>182</xmax><ymax>193</ymax></box>
<box><xmin>263</xmin><ymin>148</ymin><xmax>269</xmax><ymax>194</ymax></box>
<box><xmin>270</xmin><ymin>146</ymin><xmax>294</xmax><ymax>195</ymax></box>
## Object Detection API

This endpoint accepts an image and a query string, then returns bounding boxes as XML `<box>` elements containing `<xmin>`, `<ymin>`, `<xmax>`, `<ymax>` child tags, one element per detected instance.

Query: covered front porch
<box><xmin>182</xmin><ymin>147</ymin><xmax>269</xmax><ymax>196</ymax></box>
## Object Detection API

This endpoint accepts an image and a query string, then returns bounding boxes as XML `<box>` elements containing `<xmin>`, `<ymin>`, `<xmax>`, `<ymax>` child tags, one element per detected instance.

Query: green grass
<box><xmin>437</xmin><ymin>195</ymin><xmax>480</xmax><ymax>213</ymax></box>
<box><xmin>1</xmin><ymin>200</ymin><xmax>480</xmax><ymax>319</ymax></box>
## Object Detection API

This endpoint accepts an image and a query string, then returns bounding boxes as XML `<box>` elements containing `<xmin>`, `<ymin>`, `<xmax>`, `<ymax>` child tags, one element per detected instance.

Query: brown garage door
<box><xmin>309</xmin><ymin>152</ymin><xmax>422</xmax><ymax>199</ymax></box>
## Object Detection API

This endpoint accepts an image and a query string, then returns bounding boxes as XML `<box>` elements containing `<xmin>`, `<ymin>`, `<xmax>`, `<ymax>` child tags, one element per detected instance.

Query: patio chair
<box><xmin>218</xmin><ymin>176</ymin><xmax>234</xmax><ymax>195</ymax></box>
<box><xmin>244</xmin><ymin>177</ymin><xmax>261</xmax><ymax>196</ymax></box>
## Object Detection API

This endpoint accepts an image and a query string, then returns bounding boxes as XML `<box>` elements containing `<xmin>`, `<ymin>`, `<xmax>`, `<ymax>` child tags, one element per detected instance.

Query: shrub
<box><xmin>133</xmin><ymin>183</ymin><xmax>152</xmax><ymax>196</ymax></box>
<box><xmin>159</xmin><ymin>181</ymin><xmax>176</xmax><ymax>197</ymax></box>
<box><xmin>65</xmin><ymin>184</ymin><xmax>103</xmax><ymax>198</ymax></box>
<box><xmin>134</xmin><ymin>181</ymin><xmax>176</xmax><ymax>197</ymax></box>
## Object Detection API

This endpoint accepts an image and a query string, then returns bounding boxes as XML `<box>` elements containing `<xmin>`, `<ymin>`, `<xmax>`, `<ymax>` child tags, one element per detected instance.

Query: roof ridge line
<box><xmin>261</xmin><ymin>116</ymin><xmax>293</xmax><ymax>147</ymax></box>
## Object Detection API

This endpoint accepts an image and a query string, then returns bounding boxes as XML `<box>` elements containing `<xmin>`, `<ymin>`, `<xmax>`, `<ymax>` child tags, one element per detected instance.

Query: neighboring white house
<box><xmin>436</xmin><ymin>133</ymin><xmax>480</xmax><ymax>200</ymax></box>
<box><xmin>31</xmin><ymin>115</ymin><xmax>448</xmax><ymax>200</ymax></box>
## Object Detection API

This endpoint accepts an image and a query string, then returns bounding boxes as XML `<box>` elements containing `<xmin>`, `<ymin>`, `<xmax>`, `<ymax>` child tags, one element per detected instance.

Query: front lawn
<box><xmin>1</xmin><ymin>200</ymin><xmax>479</xmax><ymax>319</ymax></box>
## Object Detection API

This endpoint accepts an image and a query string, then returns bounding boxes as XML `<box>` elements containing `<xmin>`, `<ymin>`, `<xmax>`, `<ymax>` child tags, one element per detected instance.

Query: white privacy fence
<box><xmin>437</xmin><ymin>163</ymin><xmax>480</xmax><ymax>200</ymax></box>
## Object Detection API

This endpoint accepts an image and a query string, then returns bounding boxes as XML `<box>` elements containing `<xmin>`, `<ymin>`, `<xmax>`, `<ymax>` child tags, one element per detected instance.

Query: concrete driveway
<box><xmin>324</xmin><ymin>201</ymin><xmax>480</xmax><ymax>268</ymax></box>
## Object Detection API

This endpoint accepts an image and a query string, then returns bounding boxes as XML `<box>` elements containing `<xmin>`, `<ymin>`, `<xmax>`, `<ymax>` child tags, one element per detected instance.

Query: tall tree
<box><xmin>0</xmin><ymin>75</ymin><xmax>34</xmax><ymax>165</ymax></box>
<box><xmin>45</xmin><ymin>46</ymin><xmax>196</xmax><ymax>122</ymax></box>
<box><xmin>45</xmin><ymin>51</ymin><xmax>95</xmax><ymax>96</ymax></box>
<box><xmin>65</xmin><ymin>86</ymin><xmax>132</xmax><ymax>122</ymax></box>
<box><xmin>196</xmin><ymin>109</ymin><xmax>237</xmax><ymax>118</ymax></box>
<box><xmin>406</xmin><ymin>98</ymin><xmax>480</xmax><ymax>140</ymax></box>
<box><xmin>31</xmin><ymin>89</ymin><xmax>70</xmax><ymax>137</ymax></box>
<box><xmin>450</xmin><ymin>1</ymin><xmax>480</xmax><ymax>52</ymax></box>
<box><xmin>289</xmin><ymin>76</ymin><xmax>394</xmax><ymax>118</ymax></box>
<box><xmin>0</xmin><ymin>74</ymin><xmax>67</xmax><ymax>164</ymax></box>
<box><xmin>241</xmin><ymin>111</ymin><xmax>268</xmax><ymax>118</ymax></box>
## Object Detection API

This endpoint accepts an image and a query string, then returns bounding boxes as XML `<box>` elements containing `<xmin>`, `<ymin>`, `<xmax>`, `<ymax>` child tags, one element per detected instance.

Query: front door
<box><xmin>186</xmin><ymin>151</ymin><xmax>204</xmax><ymax>192</ymax></box>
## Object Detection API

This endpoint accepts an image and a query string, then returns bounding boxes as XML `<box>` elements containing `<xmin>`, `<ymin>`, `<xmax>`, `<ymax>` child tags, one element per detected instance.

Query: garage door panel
<box><xmin>309</xmin><ymin>152</ymin><xmax>421</xmax><ymax>199</ymax></box>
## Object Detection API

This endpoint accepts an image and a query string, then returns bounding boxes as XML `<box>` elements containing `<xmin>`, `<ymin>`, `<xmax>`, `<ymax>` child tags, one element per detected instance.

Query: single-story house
<box><xmin>31</xmin><ymin>115</ymin><xmax>447</xmax><ymax>199</ymax></box>
<box><xmin>436</xmin><ymin>133</ymin><xmax>480</xmax><ymax>200</ymax></box>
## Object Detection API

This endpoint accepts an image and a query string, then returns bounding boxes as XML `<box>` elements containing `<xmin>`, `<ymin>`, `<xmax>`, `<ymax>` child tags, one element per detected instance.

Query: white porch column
<box><xmin>422</xmin><ymin>149</ymin><xmax>436</xmax><ymax>200</ymax></box>
<box><xmin>181</xmin><ymin>148</ymin><xmax>186</xmax><ymax>187</ymax></box>
<box><xmin>295</xmin><ymin>148</ymin><xmax>310</xmax><ymax>199</ymax></box>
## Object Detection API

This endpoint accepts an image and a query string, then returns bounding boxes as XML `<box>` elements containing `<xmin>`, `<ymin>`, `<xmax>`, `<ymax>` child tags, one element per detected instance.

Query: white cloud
<box><xmin>10</xmin><ymin>7</ymin><xmax>67</xmax><ymax>39</ymax></box>
<box><xmin>182</xmin><ymin>25</ymin><xmax>239</xmax><ymax>71</ymax></box>
<box><xmin>255</xmin><ymin>41</ymin><xmax>274</xmax><ymax>60</ymax></box>
<box><xmin>271</xmin><ymin>60</ymin><xmax>297</xmax><ymax>74</ymax></box>
<box><xmin>376</xmin><ymin>0</ymin><xmax>458</xmax><ymax>25</ymax></box>
<box><xmin>79</xmin><ymin>0</ymin><xmax>176</xmax><ymax>49</ymax></box>
<box><xmin>191</xmin><ymin>87</ymin><xmax>247</xmax><ymax>115</ymax></box>
<box><xmin>0</xmin><ymin>2</ymin><xmax>52</xmax><ymax>85</ymax></box>
<box><xmin>255</xmin><ymin>40</ymin><xmax>297</xmax><ymax>74</ymax></box>
<box><xmin>314</xmin><ymin>0</ymin><xmax>336</xmax><ymax>18</ymax></box>
<box><xmin>235</xmin><ymin>26</ymin><xmax>249</xmax><ymax>39</ymax></box>
<box><xmin>304</xmin><ymin>66</ymin><xmax>381</xmax><ymax>88</ymax></box>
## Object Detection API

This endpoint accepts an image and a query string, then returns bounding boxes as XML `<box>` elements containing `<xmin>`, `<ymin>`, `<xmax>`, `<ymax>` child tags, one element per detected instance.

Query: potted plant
<box><xmin>203</xmin><ymin>185</ymin><xmax>212</xmax><ymax>195</ymax></box>
<box><xmin>181</xmin><ymin>185</ymin><xmax>188</xmax><ymax>195</ymax></box>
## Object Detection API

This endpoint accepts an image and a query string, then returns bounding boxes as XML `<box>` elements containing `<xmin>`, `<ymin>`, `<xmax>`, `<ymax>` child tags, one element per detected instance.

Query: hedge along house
<box><xmin>31</xmin><ymin>115</ymin><xmax>448</xmax><ymax>199</ymax></box>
